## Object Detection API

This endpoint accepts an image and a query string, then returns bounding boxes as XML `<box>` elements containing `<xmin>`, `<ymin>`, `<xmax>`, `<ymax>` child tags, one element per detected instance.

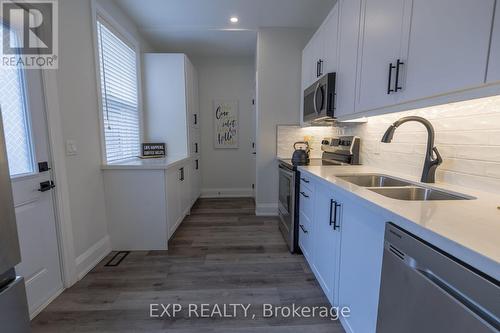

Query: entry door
<box><xmin>0</xmin><ymin>51</ymin><xmax>63</xmax><ymax>315</ymax></box>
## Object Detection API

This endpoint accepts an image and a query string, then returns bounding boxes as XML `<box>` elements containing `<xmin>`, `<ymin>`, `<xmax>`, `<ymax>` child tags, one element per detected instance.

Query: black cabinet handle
<box><xmin>300</xmin><ymin>191</ymin><xmax>309</xmax><ymax>198</ymax></box>
<box><xmin>195</xmin><ymin>159</ymin><xmax>199</xmax><ymax>170</ymax></box>
<box><xmin>319</xmin><ymin>59</ymin><xmax>324</xmax><ymax>76</ymax></box>
<box><xmin>195</xmin><ymin>143</ymin><xmax>198</xmax><ymax>154</ymax></box>
<box><xmin>387</xmin><ymin>62</ymin><xmax>396</xmax><ymax>94</ymax></box>
<box><xmin>299</xmin><ymin>224</ymin><xmax>308</xmax><ymax>234</ymax></box>
<box><xmin>316</xmin><ymin>60</ymin><xmax>321</xmax><ymax>78</ymax></box>
<box><xmin>38</xmin><ymin>180</ymin><xmax>55</xmax><ymax>192</ymax></box>
<box><xmin>300</xmin><ymin>177</ymin><xmax>310</xmax><ymax>184</ymax></box>
<box><xmin>179</xmin><ymin>167</ymin><xmax>184</xmax><ymax>181</ymax></box>
<box><xmin>395</xmin><ymin>59</ymin><xmax>404</xmax><ymax>92</ymax></box>
<box><xmin>330</xmin><ymin>199</ymin><xmax>341</xmax><ymax>230</ymax></box>
<box><xmin>194</xmin><ymin>114</ymin><xmax>198</xmax><ymax>125</ymax></box>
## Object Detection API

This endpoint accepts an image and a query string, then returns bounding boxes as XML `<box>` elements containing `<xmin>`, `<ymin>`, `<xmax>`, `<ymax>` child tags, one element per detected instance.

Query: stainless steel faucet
<box><xmin>381</xmin><ymin>116</ymin><xmax>442</xmax><ymax>183</ymax></box>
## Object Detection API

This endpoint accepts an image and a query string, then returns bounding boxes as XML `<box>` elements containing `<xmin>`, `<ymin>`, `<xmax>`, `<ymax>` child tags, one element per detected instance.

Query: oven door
<box><xmin>278</xmin><ymin>165</ymin><xmax>295</xmax><ymax>252</ymax></box>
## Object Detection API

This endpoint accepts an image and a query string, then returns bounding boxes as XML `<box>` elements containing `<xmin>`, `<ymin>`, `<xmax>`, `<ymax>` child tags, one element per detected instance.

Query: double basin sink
<box><xmin>336</xmin><ymin>175</ymin><xmax>473</xmax><ymax>201</ymax></box>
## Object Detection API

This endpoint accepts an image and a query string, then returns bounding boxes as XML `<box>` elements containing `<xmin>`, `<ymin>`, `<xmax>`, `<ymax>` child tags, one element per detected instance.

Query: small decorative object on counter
<box><xmin>141</xmin><ymin>143</ymin><xmax>166</xmax><ymax>158</ymax></box>
<box><xmin>291</xmin><ymin>141</ymin><xmax>310</xmax><ymax>166</ymax></box>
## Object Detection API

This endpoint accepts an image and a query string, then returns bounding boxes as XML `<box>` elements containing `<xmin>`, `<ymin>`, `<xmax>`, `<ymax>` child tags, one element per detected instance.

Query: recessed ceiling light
<box><xmin>230</xmin><ymin>16</ymin><xmax>239</xmax><ymax>23</ymax></box>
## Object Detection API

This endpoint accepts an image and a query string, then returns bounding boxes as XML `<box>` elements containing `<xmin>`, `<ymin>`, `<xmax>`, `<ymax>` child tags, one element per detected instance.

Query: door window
<box><xmin>0</xmin><ymin>24</ymin><xmax>35</xmax><ymax>177</ymax></box>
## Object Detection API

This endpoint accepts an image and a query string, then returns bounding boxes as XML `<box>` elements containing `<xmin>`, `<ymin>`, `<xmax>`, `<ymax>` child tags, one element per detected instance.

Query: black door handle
<box><xmin>195</xmin><ymin>159</ymin><xmax>199</xmax><ymax>170</ymax></box>
<box><xmin>387</xmin><ymin>62</ymin><xmax>396</xmax><ymax>94</ymax></box>
<box><xmin>299</xmin><ymin>224</ymin><xmax>308</xmax><ymax>234</ymax></box>
<box><xmin>194</xmin><ymin>114</ymin><xmax>198</xmax><ymax>125</ymax></box>
<box><xmin>38</xmin><ymin>181</ymin><xmax>55</xmax><ymax>192</ymax></box>
<box><xmin>195</xmin><ymin>143</ymin><xmax>198</xmax><ymax>154</ymax></box>
<box><xmin>395</xmin><ymin>59</ymin><xmax>404</xmax><ymax>92</ymax></box>
<box><xmin>179</xmin><ymin>168</ymin><xmax>185</xmax><ymax>181</ymax></box>
<box><xmin>300</xmin><ymin>177</ymin><xmax>310</xmax><ymax>183</ymax></box>
<box><xmin>330</xmin><ymin>199</ymin><xmax>341</xmax><ymax>230</ymax></box>
<box><xmin>300</xmin><ymin>191</ymin><xmax>309</xmax><ymax>198</ymax></box>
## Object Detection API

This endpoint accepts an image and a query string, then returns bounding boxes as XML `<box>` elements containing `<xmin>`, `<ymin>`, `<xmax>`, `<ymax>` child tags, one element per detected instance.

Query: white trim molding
<box><xmin>41</xmin><ymin>70</ymin><xmax>78</xmax><ymax>287</ymax></box>
<box><xmin>255</xmin><ymin>203</ymin><xmax>279</xmax><ymax>216</ymax></box>
<box><xmin>75</xmin><ymin>236</ymin><xmax>112</xmax><ymax>280</ymax></box>
<box><xmin>201</xmin><ymin>187</ymin><xmax>254</xmax><ymax>198</ymax></box>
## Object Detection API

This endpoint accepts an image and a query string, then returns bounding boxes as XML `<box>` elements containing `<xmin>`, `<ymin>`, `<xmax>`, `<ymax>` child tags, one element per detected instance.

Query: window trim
<box><xmin>91</xmin><ymin>1</ymin><xmax>144</xmax><ymax>164</ymax></box>
<box><xmin>0</xmin><ymin>20</ymin><xmax>37</xmax><ymax>178</ymax></box>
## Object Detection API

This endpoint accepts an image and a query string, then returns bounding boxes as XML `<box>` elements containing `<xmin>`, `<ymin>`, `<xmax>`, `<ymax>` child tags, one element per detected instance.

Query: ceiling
<box><xmin>112</xmin><ymin>0</ymin><xmax>336</xmax><ymax>57</ymax></box>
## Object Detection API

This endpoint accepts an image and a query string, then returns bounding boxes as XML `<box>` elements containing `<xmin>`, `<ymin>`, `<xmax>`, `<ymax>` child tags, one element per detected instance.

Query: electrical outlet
<box><xmin>66</xmin><ymin>140</ymin><xmax>78</xmax><ymax>156</ymax></box>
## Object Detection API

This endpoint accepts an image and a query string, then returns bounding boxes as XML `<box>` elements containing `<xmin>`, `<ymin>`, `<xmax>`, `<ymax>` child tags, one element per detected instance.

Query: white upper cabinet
<box><xmin>335</xmin><ymin>0</ymin><xmax>362</xmax><ymax>118</ymax></box>
<box><xmin>301</xmin><ymin>39</ymin><xmax>316</xmax><ymax>89</ymax></box>
<box><xmin>402</xmin><ymin>0</ymin><xmax>495</xmax><ymax>102</ymax></box>
<box><xmin>321</xmin><ymin>6</ymin><xmax>339</xmax><ymax>75</ymax></box>
<box><xmin>355</xmin><ymin>0</ymin><xmax>412</xmax><ymax>112</ymax></box>
<box><xmin>301</xmin><ymin>3</ymin><xmax>340</xmax><ymax>89</ymax></box>
<box><xmin>487</xmin><ymin>2</ymin><xmax>500</xmax><ymax>83</ymax></box>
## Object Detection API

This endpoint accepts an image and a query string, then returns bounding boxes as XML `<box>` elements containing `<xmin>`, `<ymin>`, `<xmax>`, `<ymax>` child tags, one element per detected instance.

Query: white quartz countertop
<box><xmin>298</xmin><ymin>165</ymin><xmax>500</xmax><ymax>281</ymax></box>
<box><xmin>101</xmin><ymin>157</ymin><xmax>190</xmax><ymax>170</ymax></box>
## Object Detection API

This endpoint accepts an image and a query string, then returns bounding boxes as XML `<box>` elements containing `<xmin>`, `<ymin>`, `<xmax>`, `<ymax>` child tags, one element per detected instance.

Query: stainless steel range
<box><xmin>278</xmin><ymin>136</ymin><xmax>360</xmax><ymax>253</ymax></box>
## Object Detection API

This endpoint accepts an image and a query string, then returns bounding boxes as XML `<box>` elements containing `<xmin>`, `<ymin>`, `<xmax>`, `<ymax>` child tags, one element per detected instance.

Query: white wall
<box><xmin>255</xmin><ymin>28</ymin><xmax>312</xmax><ymax>215</ymax></box>
<box><xmin>193</xmin><ymin>56</ymin><xmax>256</xmax><ymax>197</ymax></box>
<box><xmin>56</xmin><ymin>0</ymin><xmax>152</xmax><ymax>278</ymax></box>
<box><xmin>342</xmin><ymin>95</ymin><xmax>500</xmax><ymax>195</ymax></box>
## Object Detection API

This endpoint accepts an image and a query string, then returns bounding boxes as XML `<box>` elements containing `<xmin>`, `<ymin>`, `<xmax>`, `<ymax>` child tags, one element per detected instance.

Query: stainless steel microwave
<box><xmin>303</xmin><ymin>72</ymin><xmax>336</xmax><ymax>123</ymax></box>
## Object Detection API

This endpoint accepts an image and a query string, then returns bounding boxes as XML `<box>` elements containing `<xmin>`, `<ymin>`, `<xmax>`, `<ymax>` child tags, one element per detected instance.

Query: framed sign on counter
<box><xmin>214</xmin><ymin>100</ymin><xmax>239</xmax><ymax>149</ymax></box>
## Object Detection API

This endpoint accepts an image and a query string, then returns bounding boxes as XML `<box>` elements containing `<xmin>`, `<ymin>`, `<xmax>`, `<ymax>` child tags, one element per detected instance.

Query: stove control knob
<box><xmin>321</xmin><ymin>140</ymin><xmax>330</xmax><ymax>145</ymax></box>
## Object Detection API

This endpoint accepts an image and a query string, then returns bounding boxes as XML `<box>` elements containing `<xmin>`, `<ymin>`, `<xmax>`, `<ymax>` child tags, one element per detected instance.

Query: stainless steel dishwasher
<box><xmin>376</xmin><ymin>223</ymin><xmax>500</xmax><ymax>333</ymax></box>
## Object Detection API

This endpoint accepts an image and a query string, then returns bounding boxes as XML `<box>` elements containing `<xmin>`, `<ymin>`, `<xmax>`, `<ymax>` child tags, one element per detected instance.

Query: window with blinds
<box><xmin>96</xmin><ymin>18</ymin><xmax>140</xmax><ymax>163</ymax></box>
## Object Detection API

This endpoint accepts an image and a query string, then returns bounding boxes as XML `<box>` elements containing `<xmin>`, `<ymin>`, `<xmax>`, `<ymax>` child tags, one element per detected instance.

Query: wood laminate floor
<box><xmin>32</xmin><ymin>198</ymin><xmax>345</xmax><ymax>333</ymax></box>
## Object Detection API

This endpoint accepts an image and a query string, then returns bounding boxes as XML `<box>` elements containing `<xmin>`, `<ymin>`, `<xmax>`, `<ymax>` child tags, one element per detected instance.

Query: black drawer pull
<box><xmin>395</xmin><ymin>59</ymin><xmax>404</xmax><ymax>92</ymax></box>
<box><xmin>179</xmin><ymin>167</ymin><xmax>185</xmax><ymax>181</ymax></box>
<box><xmin>299</xmin><ymin>224</ymin><xmax>308</xmax><ymax>234</ymax></box>
<box><xmin>300</xmin><ymin>191</ymin><xmax>309</xmax><ymax>198</ymax></box>
<box><xmin>387</xmin><ymin>62</ymin><xmax>396</xmax><ymax>94</ymax></box>
<box><xmin>330</xmin><ymin>199</ymin><xmax>341</xmax><ymax>230</ymax></box>
<box><xmin>301</xmin><ymin>177</ymin><xmax>310</xmax><ymax>183</ymax></box>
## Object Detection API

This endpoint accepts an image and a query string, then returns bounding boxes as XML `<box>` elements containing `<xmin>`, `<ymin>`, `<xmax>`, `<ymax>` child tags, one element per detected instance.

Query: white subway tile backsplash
<box><xmin>342</xmin><ymin>95</ymin><xmax>500</xmax><ymax>195</ymax></box>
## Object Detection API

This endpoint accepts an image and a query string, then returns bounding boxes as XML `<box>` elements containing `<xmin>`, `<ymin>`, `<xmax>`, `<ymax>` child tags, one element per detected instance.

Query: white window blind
<box><xmin>96</xmin><ymin>18</ymin><xmax>140</xmax><ymax>163</ymax></box>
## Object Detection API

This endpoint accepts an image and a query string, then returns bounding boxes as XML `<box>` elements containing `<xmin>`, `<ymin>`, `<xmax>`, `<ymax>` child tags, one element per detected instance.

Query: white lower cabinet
<box><xmin>311</xmin><ymin>181</ymin><xmax>342</xmax><ymax>305</ymax></box>
<box><xmin>166</xmin><ymin>161</ymin><xmax>192</xmax><ymax>239</ymax></box>
<box><xmin>337</xmin><ymin>194</ymin><xmax>387</xmax><ymax>333</ymax></box>
<box><xmin>103</xmin><ymin>158</ymin><xmax>200</xmax><ymax>250</ymax></box>
<box><xmin>299</xmin><ymin>171</ymin><xmax>388</xmax><ymax>333</ymax></box>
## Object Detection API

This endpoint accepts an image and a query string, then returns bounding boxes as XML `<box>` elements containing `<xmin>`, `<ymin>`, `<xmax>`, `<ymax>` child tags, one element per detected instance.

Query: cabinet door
<box><xmin>336</xmin><ymin>0</ymin><xmax>362</xmax><ymax>118</ymax></box>
<box><xmin>338</xmin><ymin>197</ymin><xmax>386</xmax><ymax>333</ymax></box>
<box><xmin>179</xmin><ymin>164</ymin><xmax>191</xmax><ymax>216</ymax></box>
<box><xmin>190</xmin><ymin>158</ymin><xmax>201</xmax><ymax>205</ymax></box>
<box><xmin>403</xmin><ymin>0</ymin><xmax>495</xmax><ymax>102</ymax></box>
<box><xmin>298</xmin><ymin>212</ymin><xmax>313</xmax><ymax>261</ymax></box>
<box><xmin>312</xmin><ymin>182</ymin><xmax>342</xmax><ymax>306</ymax></box>
<box><xmin>355</xmin><ymin>0</ymin><xmax>411</xmax><ymax>112</ymax></box>
<box><xmin>322</xmin><ymin>4</ymin><xmax>339</xmax><ymax>75</ymax></box>
<box><xmin>302</xmin><ymin>40</ymin><xmax>316</xmax><ymax>89</ymax></box>
<box><xmin>487</xmin><ymin>2</ymin><xmax>500</xmax><ymax>83</ymax></box>
<box><xmin>165</xmin><ymin>167</ymin><xmax>181</xmax><ymax>239</ymax></box>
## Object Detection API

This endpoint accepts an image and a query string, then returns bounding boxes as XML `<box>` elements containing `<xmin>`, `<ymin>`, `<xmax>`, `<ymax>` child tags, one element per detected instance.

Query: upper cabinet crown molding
<box><xmin>487</xmin><ymin>1</ymin><xmax>500</xmax><ymax>83</ymax></box>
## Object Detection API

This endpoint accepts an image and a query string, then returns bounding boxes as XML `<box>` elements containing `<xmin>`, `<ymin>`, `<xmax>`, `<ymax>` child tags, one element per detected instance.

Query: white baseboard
<box><xmin>201</xmin><ymin>188</ymin><xmax>254</xmax><ymax>198</ymax></box>
<box><xmin>75</xmin><ymin>235</ymin><xmax>111</xmax><ymax>280</ymax></box>
<box><xmin>255</xmin><ymin>203</ymin><xmax>279</xmax><ymax>216</ymax></box>
<box><xmin>29</xmin><ymin>287</ymin><xmax>64</xmax><ymax>320</ymax></box>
